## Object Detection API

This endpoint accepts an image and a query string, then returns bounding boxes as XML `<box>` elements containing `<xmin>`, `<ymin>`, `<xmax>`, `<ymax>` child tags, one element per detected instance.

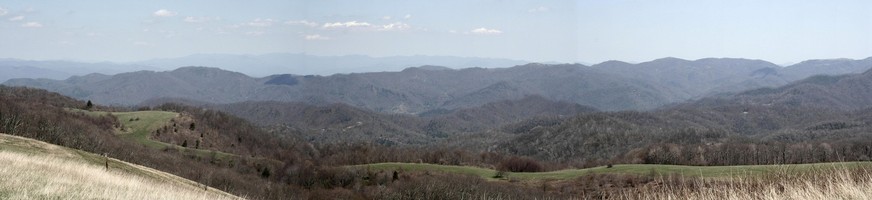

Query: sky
<box><xmin>0</xmin><ymin>0</ymin><xmax>870</xmax><ymax>65</ymax></box>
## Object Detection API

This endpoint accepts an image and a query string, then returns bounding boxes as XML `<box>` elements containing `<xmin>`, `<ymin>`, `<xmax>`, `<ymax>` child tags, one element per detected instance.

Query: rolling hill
<box><xmin>486</xmin><ymin>67</ymin><xmax>872</xmax><ymax>165</ymax></box>
<box><xmin>0</xmin><ymin>86</ymin><xmax>309</xmax><ymax>199</ymax></box>
<box><xmin>733</xmin><ymin>69</ymin><xmax>872</xmax><ymax>111</ymax></box>
<box><xmin>205</xmin><ymin>95</ymin><xmax>595</xmax><ymax>145</ymax></box>
<box><xmin>354</xmin><ymin>161</ymin><xmax>872</xmax><ymax>180</ymax></box>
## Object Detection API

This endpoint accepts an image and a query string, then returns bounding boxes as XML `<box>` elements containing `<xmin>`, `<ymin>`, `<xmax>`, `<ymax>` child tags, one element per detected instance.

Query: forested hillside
<box><xmin>208</xmin><ymin>95</ymin><xmax>595</xmax><ymax>145</ymax></box>
<box><xmin>0</xmin><ymin>86</ymin><xmax>577</xmax><ymax>199</ymax></box>
<box><xmin>495</xmin><ymin>68</ymin><xmax>872</xmax><ymax>166</ymax></box>
<box><xmin>0</xmin><ymin>86</ymin><xmax>306</xmax><ymax>198</ymax></box>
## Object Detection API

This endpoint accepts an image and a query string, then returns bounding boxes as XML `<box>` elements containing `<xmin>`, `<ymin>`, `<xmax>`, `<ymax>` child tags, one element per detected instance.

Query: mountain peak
<box><xmin>402</xmin><ymin>65</ymin><xmax>454</xmax><ymax>72</ymax></box>
<box><xmin>656</xmin><ymin>57</ymin><xmax>689</xmax><ymax>62</ymax></box>
<box><xmin>169</xmin><ymin>66</ymin><xmax>250</xmax><ymax>78</ymax></box>
<box><xmin>592</xmin><ymin>60</ymin><xmax>632</xmax><ymax>67</ymax></box>
<box><xmin>643</xmin><ymin>57</ymin><xmax>690</xmax><ymax>65</ymax></box>
<box><xmin>792</xmin><ymin>58</ymin><xmax>856</xmax><ymax>66</ymax></box>
<box><xmin>171</xmin><ymin>66</ymin><xmax>226</xmax><ymax>72</ymax></box>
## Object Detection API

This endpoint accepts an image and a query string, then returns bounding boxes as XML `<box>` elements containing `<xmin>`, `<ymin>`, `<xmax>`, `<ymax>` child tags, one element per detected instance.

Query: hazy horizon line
<box><xmin>3</xmin><ymin>52</ymin><xmax>871</xmax><ymax>68</ymax></box>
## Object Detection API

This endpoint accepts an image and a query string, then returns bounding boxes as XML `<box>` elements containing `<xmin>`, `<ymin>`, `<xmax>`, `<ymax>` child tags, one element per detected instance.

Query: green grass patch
<box><xmin>113</xmin><ymin>111</ymin><xmax>178</xmax><ymax>149</ymax></box>
<box><xmin>67</xmin><ymin>109</ymin><xmax>236</xmax><ymax>162</ymax></box>
<box><xmin>357</xmin><ymin>162</ymin><xmax>497</xmax><ymax>178</ymax></box>
<box><xmin>352</xmin><ymin>162</ymin><xmax>872</xmax><ymax>181</ymax></box>
<box><xmin>67</xmin><ymin>108</ymin><xmax>179</xmax><ymax>149</ymax></box>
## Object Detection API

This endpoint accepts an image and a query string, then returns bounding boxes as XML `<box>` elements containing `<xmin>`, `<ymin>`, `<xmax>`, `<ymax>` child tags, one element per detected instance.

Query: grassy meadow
<box><xmin>355</xmin><ymin>162</ymin><xmax>872</xmax><ymax>181</ymax></box>
<box><xmin>356</xmin><ymin>162</ymin><xmax>872</xmax><ymax>199</ymax></box>
<box><xmin>68</xmin><ymin>109</ymin><xmax>236</xmax><ymax>159</ymax></box>
<box><xmin>70</xmin><ymin>109</ymin><xmax>178</xmax><ymax>149</ymax></box>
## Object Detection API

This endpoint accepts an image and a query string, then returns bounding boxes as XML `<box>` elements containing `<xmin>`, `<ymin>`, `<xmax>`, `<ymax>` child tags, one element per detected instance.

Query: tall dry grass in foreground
<box><xmin>0</xmin><ymin>151</ymin><xmax>243</xmax><ymax>200</ymax></box>
<box><xmin>611</xmin><ymin>166</ymin><xmax>872</xmax><ymax>200</ymax></box>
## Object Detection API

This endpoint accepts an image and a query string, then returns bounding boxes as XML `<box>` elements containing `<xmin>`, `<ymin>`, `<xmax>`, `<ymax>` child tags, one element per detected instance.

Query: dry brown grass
<box><xmin>609</xmin><ymin>167</ymin><xmax>872</xmax><ymax>200</ymax></box>
<box><xmin>0</xmin><ymin>150</ymin><xmax>244</xmax><ymax>200</ymax></box>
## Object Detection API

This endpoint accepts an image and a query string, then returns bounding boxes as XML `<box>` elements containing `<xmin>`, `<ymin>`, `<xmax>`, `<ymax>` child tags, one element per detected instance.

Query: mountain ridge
<box><xmin>5</xmin><ymin>57</ymin><xmax>872</xmax><ymax>113</ymax></box>
<box><xmin>133</xmin><ymin>53</ymin><xmax>530</xmax><ymax>77</ymax></box>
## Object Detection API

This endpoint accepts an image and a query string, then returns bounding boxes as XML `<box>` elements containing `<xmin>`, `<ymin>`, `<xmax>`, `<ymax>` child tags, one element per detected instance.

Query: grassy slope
<box><xmin>71</xmin><ymin>109</ymin><xmax>235</xmax><ymax>159</ymax></box>
<box><xmin>113</xmin><ymin>110</ymin><xmax>178</xmax><ymax>149</ymax></box>
<box><xmin>0</xmin><ymin>133</ymin><xmax>242</xmax><ymax>199</ymax></box>
<box><xmin>69</xmin><ymin>109</ymin><xmax>178</xmax><ymax>148</ymax></box>
<box><xmin>354</xmin><ymin>162</ymin><xmax>872</xmax><ymax>181</ymax></box>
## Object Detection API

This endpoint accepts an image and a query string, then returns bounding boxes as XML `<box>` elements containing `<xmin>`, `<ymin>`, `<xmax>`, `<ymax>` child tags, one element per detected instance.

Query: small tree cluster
<box><xmin>498</xmin><ymin>156</ymin><xmax>543</xmax><ymax>172</ymax></box>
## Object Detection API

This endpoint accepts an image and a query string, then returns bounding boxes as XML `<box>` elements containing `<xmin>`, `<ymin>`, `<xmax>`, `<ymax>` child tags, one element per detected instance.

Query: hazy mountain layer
<box><xmin>135</xmin><ymin>53</ymin><xmax>530</xmax><ymax>77</ymax></box>
<box><xmin>5</xmin><ymin>57</ymin><xmax>871</xmax><ymax>113</ymax></box>
<box><xmin>0</xmin><ymin>59</ymin><xmax>157</xmax><ymax>82</ymax></box>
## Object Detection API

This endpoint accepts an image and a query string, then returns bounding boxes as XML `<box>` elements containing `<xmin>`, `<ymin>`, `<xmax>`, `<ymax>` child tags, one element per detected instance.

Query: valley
<box><xmin>5</xmin><ymin>58</ymin><xmax>872</xmax><ymax>199</ymax></box>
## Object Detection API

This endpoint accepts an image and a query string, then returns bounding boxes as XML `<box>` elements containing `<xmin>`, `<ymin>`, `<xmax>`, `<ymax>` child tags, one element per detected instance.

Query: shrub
<box><xmin>498</xmin><ymin>156</ymin><xmax>542</xmax><ymax>172</ymax></box>
<box><xmin>493</xmin><ymin>170</ymin><xmax>506</xmax><ymax>178</ymax></box>
<box><xmin>261</xmin><ymin>167</ymin><xmax>271</xmax><ymax>178</ymax></box>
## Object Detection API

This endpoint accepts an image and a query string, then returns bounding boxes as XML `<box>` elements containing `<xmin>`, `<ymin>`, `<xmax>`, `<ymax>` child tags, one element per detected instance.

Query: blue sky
<box><xmin>0</xmin><ymin>0</ymin><xmax>870</xmax><ymax>64</ymax></box>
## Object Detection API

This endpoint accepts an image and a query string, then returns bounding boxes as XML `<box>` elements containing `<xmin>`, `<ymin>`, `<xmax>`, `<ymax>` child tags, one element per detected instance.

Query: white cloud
<box><xmin>304</xmin><ymin>34</ymin><xmax>330</xmax><ymax>40</ymax></box>
<box><xmin>21</xmin><ymin>22</ymin><xmax>42</xmax><ymax>28</ymax></box>
<box><xmin>153</xmin><ymin>9</ymin><xmax>177</xmax><ymax>17</ymax></box>
<box><xmin>404</xmin><ymin>14</ymin><xmax>412</xmax><ymax>19</ymax></box>
<box><xmin>379</xmin><ymin>22</ymin><xmax>410</xmax><ymax>31</ymax></box>
<box><xmin>323</xmin><ymin>21</ymin><xmax>372</xmax><ymax>29</ymax></box>
<box><xmin>471</xmin><ymin>27</ymin><xmax>502</xmax><ymax>35</ymax></box>
<box><xmin>382</xmin><ymin>16</ymin><xmax>392</xmax><ymax>20</ymax></box>
<box><xmin>322</xmin><ymin>21</ymin><xmax>409</xmax><ymax>32</ymax></box>
<box><xmin>184</xmin><ymin>16</ymin><xmax>218</xmax><ymax>23</ymax></box>
<box><xmin>285</xmin><ymin>20</ymin><xmax>317</xmax><ymax>27</ymax></box>
<box><xmin>0</xmin><ymin>7</ymin><xmax>8</xmax><ymax>16</ymax></box>
<box><xmin>8</xmin><ymin>15</ymin><xmax>24</xmax><ymax>21</ymax></box>
<box><xmin>528</xmin><ymin>6</ymin><xmax>549</xmax><ymax>13</ymax></box>
<box><xmin>247</xmin><ymin>18</ymin><xmax>274</xmax><ymax>27</ymax></box>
